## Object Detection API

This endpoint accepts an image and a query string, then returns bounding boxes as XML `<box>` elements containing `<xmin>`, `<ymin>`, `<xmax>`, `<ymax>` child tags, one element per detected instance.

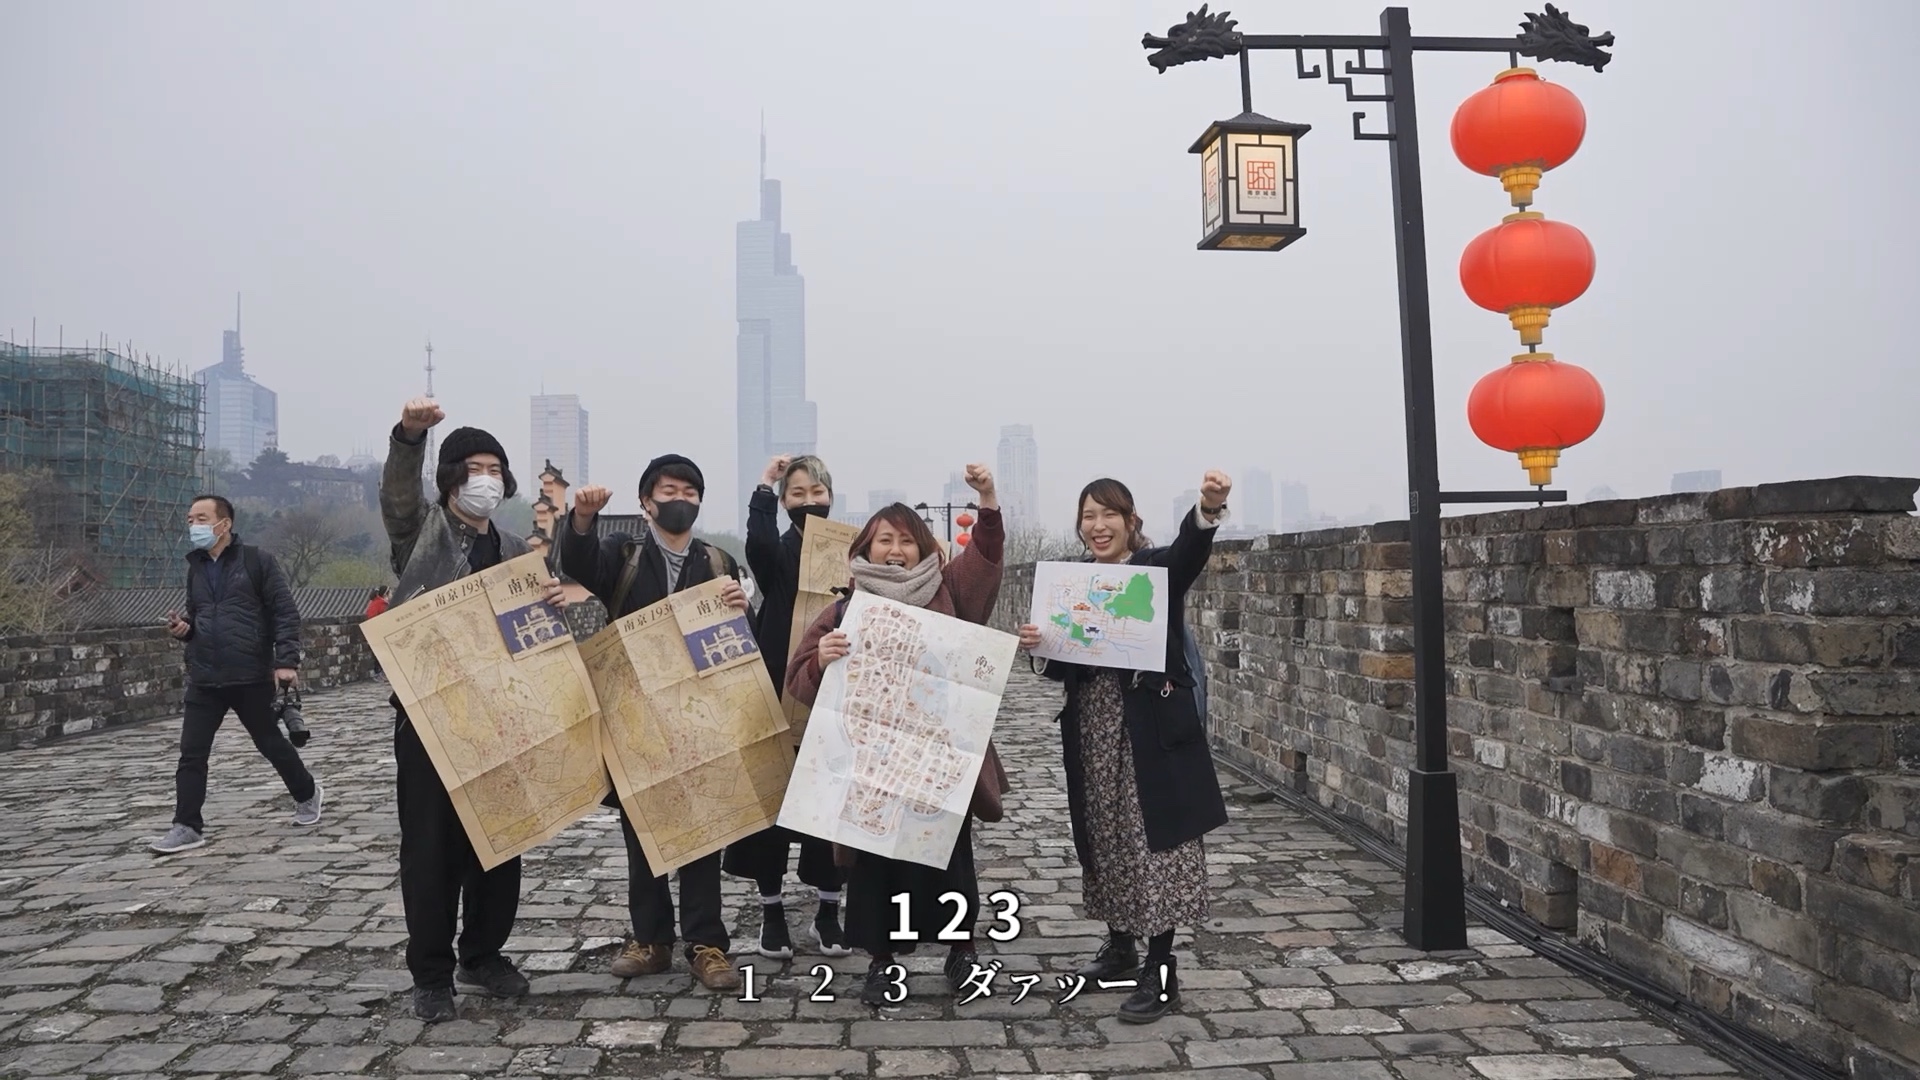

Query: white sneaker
<box><xmin>293</xmin><ymin>781</ymin><xmax>324</xmax><ymax>826</ymax></box>
<box><xmin>150</xmin><ymin>825</ymin><xmax>206</xmax><ymax>854</ymax></box>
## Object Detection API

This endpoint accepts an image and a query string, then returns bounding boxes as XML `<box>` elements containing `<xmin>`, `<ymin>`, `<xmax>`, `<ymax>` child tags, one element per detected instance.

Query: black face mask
<box><xmin>788</xmin><ymin>504</ymin><xmax>830</xmax><ymax>530</ymax></box>
<box><xmin>650</xmin><ymin>498</ymin><xmax>700</xmax><ymax>534</ymax></box>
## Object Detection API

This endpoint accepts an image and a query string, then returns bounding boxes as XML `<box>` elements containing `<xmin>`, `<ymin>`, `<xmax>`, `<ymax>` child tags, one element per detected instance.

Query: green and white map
<box><xmin>1028</xmin><ymin>561</ymin><xmax>1170</xmax><ymax>670</ymax></box>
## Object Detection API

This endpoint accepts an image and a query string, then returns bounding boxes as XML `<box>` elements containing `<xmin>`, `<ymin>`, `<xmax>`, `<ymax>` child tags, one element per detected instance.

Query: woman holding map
<box><xmin>1014</xmin><ymin>471</ymin><xmax>1233</xmax><ymax>1026</ymax></box>
<box><xmin>723</xmin><ymin>454</ymin><xmax>852</xmax><ymax>962</ymax></box>
<box><xmin>785</xmin><ymin>464</ymin><xmax>1007</xmax><ymax>1008</ymax></box>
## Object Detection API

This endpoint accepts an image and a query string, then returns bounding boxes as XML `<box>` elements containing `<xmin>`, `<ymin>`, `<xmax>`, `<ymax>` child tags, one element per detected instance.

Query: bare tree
<box><xmin>254</xmin><ymin>501</ymin><xmax>354</xmax><ymax>587</ymax></box>
<box><xmin>1003</xmin><ymin>524</ymin><xmax>1085</xmax><ymax>566</ymax></box>
<box><xmin>0</xmin><ymin>469</ymin><xmax>87</xmax><ymax>635</ymax></box>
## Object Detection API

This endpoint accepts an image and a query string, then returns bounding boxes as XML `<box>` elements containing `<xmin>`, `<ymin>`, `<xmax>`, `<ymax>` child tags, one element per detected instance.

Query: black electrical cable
<box><xmin>1217</xmin><ymin>759</ymin><xmax>1844</xmax><ymax>1080</ymax></box>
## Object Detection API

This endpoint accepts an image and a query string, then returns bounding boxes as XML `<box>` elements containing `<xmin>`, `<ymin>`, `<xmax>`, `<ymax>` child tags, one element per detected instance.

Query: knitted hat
<box><xmin>438</xmin><ymin>427</ymin><xmax>508</xmax><ymax>469</ymax></box>
<box><xmin>639</xmin><ymin>454</ymin><xmax>705</xmax><ymax>499</ymax></box>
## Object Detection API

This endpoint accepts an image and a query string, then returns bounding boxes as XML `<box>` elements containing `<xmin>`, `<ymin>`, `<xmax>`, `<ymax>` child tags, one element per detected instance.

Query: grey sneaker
<box><xmin>150</xmin><ymin>825</ymin><xmax>206</xmax><ymax>854</ymax></box>
<box><xmin>293</xmin><ymin>781</ymin><xmax>324</xmax><ymax>827</ymax></box>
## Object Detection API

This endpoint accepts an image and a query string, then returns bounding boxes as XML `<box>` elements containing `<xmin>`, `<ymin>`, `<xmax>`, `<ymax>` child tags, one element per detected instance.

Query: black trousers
<box><xmin>845</xmin><ymin>816</ymin><xmax>978</xmax><ymax>957</ymax></box>
<box><xmin>619</xmin><ymin>807</ymin><xmax>728</xmax><ymax>954</ymax></box>
<box><xmin>173</xmin><ymin>681</ymin><xmax>315</xmax><ymax>833</ymax></box>
<box><xmin>721</xmin><ymin>825</ymin><xmax>845</xmax><ymax>893</ymax></box>
<box><xmin>395</xmin><ymin>715</ymin><xmax>522</xmax><ymax>989</ymax></box>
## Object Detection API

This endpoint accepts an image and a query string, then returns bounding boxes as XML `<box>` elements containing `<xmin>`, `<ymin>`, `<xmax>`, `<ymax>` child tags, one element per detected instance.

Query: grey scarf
<box><xmin>848</xmin><ymin>554</ymin><xmax>942</xmax><ymax>608</ymax></box>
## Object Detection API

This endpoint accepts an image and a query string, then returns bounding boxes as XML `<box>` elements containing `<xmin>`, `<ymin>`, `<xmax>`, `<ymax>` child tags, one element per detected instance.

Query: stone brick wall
<box><xmin>990</xmin><ymin>476</ymin><xmax>1920</xmax><ymax>1077</ymax></box>
<box><xmin>0</xmin><ymin>617</ymin><xmax>380</xmax><ymax>750</ymax></box>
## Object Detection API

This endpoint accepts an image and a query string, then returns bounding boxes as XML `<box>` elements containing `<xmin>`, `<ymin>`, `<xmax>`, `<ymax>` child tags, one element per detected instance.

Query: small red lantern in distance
<box><xmin>955</xmin><ymin>532</ymin><xmax>972</xmax><ymax>548</ymax></box>
<box><xmin>955</xmin><ymin>513</ymin><xmax>976</xmax><ymax>529</ymax></box>
<box><xmin>1459</xmin><ymin>212</ymin><xmax>1595</xmax><ymax>347</ymax></box>
<box><xmin>1466</xmin><ymin>353</ymin><xmax>1605</xmax><ymax>485</ymax></box>
<box><xmin>1451</xmin><ymin>68</ymin><xmax>1586</xmax><ymax>208</ymax></box>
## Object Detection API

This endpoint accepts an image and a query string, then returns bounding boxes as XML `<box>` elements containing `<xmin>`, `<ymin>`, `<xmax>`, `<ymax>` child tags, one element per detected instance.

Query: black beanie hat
<box><xmin>438</xmin><ymin>427</ymin><xmax>509</xmax><ymax>470</ymax></box>
<box><xmin>638</xmin><ymin>454</ymin><xmax>704</xmax><ymax>499</ymax></box>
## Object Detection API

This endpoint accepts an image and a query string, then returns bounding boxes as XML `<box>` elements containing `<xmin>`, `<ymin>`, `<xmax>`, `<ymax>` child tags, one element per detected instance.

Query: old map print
<box><xmin>361</xmin><ymin>552</ymin><xmax>608</xmax><ymax>870</ymax></box>
<box><xmin>778</xmin><ymin>592</ymin><xmax>1018</xmax><ymax>869</ymax></box>
<box><xmin>582</xmin><ymin>577</ymin><xmax>791</xmax><ymax>874</ymax></box>
<box><xmin>784</xmin><ymin>515</ymin><xmax>860</xmax><ymax>739</ymax></box>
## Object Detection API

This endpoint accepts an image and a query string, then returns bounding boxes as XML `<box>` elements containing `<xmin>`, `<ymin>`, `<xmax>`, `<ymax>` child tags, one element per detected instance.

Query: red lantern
<box><xmin>955</xmin><ymin>531</ymin><xmax>972</xmax><ymax>548</ymax></box>
<box><xmin>955</xmin><ymin>512</ymin><xmax>976</xmax><ymax>529</ymax></box>
<box><xmin>1459</xmin><ymin>213</ymin><xmax>1595</xmax><ymax>346</ymax></box>
<box><xmin>1451</xmin><ymin>68</ymin><xmax>1586</xmax><ymax>208</ymax></box>
<box><xmin>1466</xmin><ymin>353</ymin><xmax>1605</xmax><ymax>485</ymax></box>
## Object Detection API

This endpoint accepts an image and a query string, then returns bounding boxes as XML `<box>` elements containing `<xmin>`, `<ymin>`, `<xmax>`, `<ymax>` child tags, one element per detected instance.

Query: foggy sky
<box><xmin>5</xmin><ymin>0</ymin><xmax>1916</xmax><ymax>535</ymax></box>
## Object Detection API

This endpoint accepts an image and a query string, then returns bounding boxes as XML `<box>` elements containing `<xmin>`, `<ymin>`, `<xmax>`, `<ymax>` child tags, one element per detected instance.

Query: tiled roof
<box><xmin>75</xmin><ymin>587</ymin><xmax>376</xmax><ymax>629</ymax></box>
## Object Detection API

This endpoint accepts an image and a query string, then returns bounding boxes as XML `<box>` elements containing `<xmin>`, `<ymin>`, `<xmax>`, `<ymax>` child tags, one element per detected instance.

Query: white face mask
<box><xmin>454</xmin><ymin>475</ymin><xmax>504</xmax><ymax>519</ymax></box>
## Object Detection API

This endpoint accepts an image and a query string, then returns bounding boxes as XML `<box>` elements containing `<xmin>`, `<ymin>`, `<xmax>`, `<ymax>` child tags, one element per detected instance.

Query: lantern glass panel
<box><xmin>1226</xmin><ymin>133</ymin><xmax>1297</xmax><ymax>226</ymax></box>
<box><xmin>1200</xmin><ymin>137</ymin><xmax>1224</xmax><ymax>237</ymax></box>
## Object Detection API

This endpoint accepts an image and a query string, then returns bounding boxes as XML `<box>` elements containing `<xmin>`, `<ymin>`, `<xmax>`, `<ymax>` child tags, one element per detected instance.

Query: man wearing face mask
<box><xmin>562</xmin><ymin>454</ymin><xmax>747</xmax><ymax>993</ymax></box>
<box><xmin>381</xmin><ymin>395</ymin><xmax>574</xmax><ymax>1022</ymax></box>
<box><xmin>149</xmin><ymin>495</ymin><xmax>320</xmax><ymax>855</ymax></box>
<box><xmin>720</xmin><ymin>453</ymin><xmax>851</xmax><ymax>961</ymax></box>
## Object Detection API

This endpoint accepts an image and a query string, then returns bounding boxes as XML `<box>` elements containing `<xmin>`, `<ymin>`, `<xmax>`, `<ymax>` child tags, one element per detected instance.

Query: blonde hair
<box><xmin>781</xmin><ymin>455</ymin><xmax>834</xmax><ymax>496</ymax></box>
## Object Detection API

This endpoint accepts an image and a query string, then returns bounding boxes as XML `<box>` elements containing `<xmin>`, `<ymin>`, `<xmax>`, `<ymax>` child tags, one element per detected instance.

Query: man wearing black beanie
<box><xmin>561</xmin><ymin>452</ymin><xmax>747</xmax><ymax>993</ymax></box>
<box><xmin>380</xmin><ymin>395</ymin><xmax>573</xmax><ymax>1022</ymax></box>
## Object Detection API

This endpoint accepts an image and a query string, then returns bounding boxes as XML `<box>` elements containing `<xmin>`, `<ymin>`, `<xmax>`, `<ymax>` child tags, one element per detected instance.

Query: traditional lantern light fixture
<box><xmin>1192</xmin><ymin>112</ymin><xmax>1312</xmax><ymax>251</ymax></box>
<box><xmin>1459</xmin><ymin>213</ymin><xmax>1595</xmax><ymax>346</ymax></box>
<box><xmin>1466</xmin><ymin>353</ymin><xmax>1605</xmax><ymax>485</ymax></box>
<box><xmin>955</xmin><ymin>532</ymin><xmax>972</xmax><ymax>548</ymax></box>
<box><xmin>1450</xmin><ymin>68</ymin><xmax>1586</xmax><ymax>208</ymax></box>
<box><xmin>955</xmin><ymin>512</ymin><xmax>975</xmax><ymax>530</ymax></box>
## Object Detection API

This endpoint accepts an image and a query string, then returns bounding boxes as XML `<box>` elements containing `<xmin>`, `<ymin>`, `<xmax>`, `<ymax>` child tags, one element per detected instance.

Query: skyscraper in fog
<box><xmin>736</xmin><ymin>125</ymin><xmax>817</xmax><ymax>526</ymax></box>
<box><xmin>195</xmin><ymin>294</ymin><xmax>277</xmax><ymax>469</ymax></box>
<box><xmin>996</xmin><ymin>424</ymin><xmax>1039</xmax><ymax>523</ymax></box>
<box><xmin>1243</xmin><ymin>467</ymin><xmax>1275</xmax><ymax>531</ymax></box>
<box><xmin>530</xmin><ymin>394</ymin><xmax>590</xmax><ymax>485</ymax></box>
<box><xmin>1280</xmin><ymin>481</ymin><xmax>1311</xmax><ymax>529</ymax></box>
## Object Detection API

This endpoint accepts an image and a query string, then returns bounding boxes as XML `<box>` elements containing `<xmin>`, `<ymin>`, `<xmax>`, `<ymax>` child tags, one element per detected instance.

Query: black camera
<box><xmin>275</xmin><ymin>682</ymin><xmax>310</xmax><ymax>748</ymax></box>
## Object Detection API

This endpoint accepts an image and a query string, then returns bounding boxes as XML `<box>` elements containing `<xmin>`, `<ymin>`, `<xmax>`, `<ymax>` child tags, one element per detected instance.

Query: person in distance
<box><xmin>784</xmin><ymin>465</ymin><xmax>1006</xmax><ymax>1008</ymax></box>
<box><xmin>1015</xmin><ymin>471</ymin><xmax>1233</xmax><ymax>1024</ymax></box>
<box><xmin>380</xmin><ymin>396</ymin><xmax>573</xmax><ymax>1023</ymax></box>
<box><xmin>722</xmin><ymin>454</ymin><xmax>853</xmax><ymax>961</ymax></box>
<box><xmin>562</xmin><ymin>455</ymin><xmax>747</xmax><ymax>993</ymax></box>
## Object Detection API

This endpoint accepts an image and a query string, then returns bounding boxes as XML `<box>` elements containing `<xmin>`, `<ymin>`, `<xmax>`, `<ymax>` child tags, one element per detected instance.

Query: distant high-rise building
<box><xmin>1167</xmin><ymin>489</ymin><xmax>1200</xmax><ymax>534</ymax></box>
<box><xmin>942</xmin><ymin>472</ymin><xmax>971</xmax><ymax>508</ymax></box>
<box><xmin>1280</xmin><ymin>481</ymin><xmax>1311</xmax><ymax>529</ymax></box>
<box><xmin>530</xmin><ymin>394</ymin><xmax>590</xmax><ymax>486</ymax></box>
<box><xmin>194</xmin><ymin>294</ymin><xmax>277</xmax><ymax>470</ymax></box>
<box><xmin>736</xmin><ymin>124</ymin><xmax>818</xmax><ymax>527</ymax></box>
<box><xmin>869</xmin><ymin>488</ymin><xmax>910</xmax><ymax>512</ymax></box>
<box><xmin>1585</xmin><ymin>484</ymin><xmax>1620</xmax><ymax>502</ymax></box>
<box><xmin>996</xmin><ymin>424</ymin><xmax>1040</xmax><ymax>523</ymax></box>
<box><xmin>1671</xmin><ymin>470</ymin><xmax>1722</xmax><ymax>494</ymax></box>
<box><xmin>1243</xmin><ymin>467</ymin><xmax>1275</xmax><ymax>531</ymax></box>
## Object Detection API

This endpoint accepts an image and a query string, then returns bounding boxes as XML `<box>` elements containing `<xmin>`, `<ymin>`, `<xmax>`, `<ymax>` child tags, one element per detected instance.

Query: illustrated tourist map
<box><xmin>785</xmin><ymin>515</ymin><xmax>861</xmax><ymax>739</ymax></box>
<box><xmin>778</xmin><ymin>592</ymin><xmax>1017</xmax><ymax>869</ymax></box>
<box><xmin>360</xmin><ymin>552</ymin><xmax>609</xmax><ymax>870</ymax></box>
<box><xmin>581</xmin><ymin>577</ymin><xmax>792</xmax><ymax>874</ymax></box>
<box><xmin>1028</xmin><ymin>561</ymin><xmax>1170</xmax><ymax>670</ymax></box>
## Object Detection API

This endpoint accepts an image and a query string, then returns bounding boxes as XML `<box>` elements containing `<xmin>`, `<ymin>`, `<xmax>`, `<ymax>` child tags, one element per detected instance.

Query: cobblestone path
<box><xmin>0</xmin><ymin>671</ymin><xmax>1746</xmax><ymax>1079</ymax></box>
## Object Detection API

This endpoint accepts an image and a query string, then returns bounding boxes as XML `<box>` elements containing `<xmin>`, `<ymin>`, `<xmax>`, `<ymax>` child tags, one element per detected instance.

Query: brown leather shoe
<box><xmin>689</xmin><ymin>944</ymin><xmax>741</xmax><ymax>991</ymax></box>
<box><xmin>610</xmin><ymin>940</ymin><xmax>671</xmax><ymax>978</ymax></box>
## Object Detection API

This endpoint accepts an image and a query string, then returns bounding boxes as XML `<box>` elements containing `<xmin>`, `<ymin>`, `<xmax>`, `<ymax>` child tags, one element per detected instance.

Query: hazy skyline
<box><xmin>5</xmin><ymin>1</ymin><xmax>1915</xmax><ymax>536</ymax></box>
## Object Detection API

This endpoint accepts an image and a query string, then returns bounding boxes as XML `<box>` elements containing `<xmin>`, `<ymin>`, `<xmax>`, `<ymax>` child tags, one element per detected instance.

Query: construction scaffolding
<box><xmin>1</xmin><ymin>342</ymin><xmax>202</xmax><ymax>588</ymax></box>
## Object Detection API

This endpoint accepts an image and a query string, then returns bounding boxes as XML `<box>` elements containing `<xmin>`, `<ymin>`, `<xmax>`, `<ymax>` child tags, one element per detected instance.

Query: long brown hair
<box><xmin>850</xmin><ymin>503</ymin><xmax>944</xmax><ymax>565</ymax></box>
<box><xmin>1077</xmin><ymin>478</ymin><xmax>1150</xmax><ymax>553</ymax></box>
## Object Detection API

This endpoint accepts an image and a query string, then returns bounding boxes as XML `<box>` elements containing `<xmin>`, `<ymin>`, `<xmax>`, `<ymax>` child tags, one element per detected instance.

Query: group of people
<box><xmin>151</xmin><ymin>394</ymin><xmax>1234</xmax><ymax>1029</ymax></box>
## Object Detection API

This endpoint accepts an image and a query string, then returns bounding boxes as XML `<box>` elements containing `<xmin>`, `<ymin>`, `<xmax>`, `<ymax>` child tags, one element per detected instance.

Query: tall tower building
<box><xmin>194</xmin><ymin>293</ymin><xmax>278</xmax><ymax>469</ymax></box>
<box><xmin>1242</xmin><ymin>467</ymin><xmax>1275</xmax><ymax>532</ymax></box>
<box><xmin>736</xmin><ymin>121</ymin><xmax>818</xmax><ymax>526</ymax></box>
<box><xmin>1280</xmin><ymin>481</ymin><xmax>1311</xmax><ymax>529</ymax></box>
<box><xmin>996</xmin><ymin>424</ymin><xmax>1040</xmax><ymax>524</ymax></box>
<box><xmin>530</xmin><ymin>394</ymin><xmax>590</xmax><ymax>486</ymax></box>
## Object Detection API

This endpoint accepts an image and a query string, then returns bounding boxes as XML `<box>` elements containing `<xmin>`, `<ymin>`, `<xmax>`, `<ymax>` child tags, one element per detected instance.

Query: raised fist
<box><xmin>762</xmin><ymin>455</ymin><xmax>793</xmax><ymax>487</ymax></box>
<box><xmin>964</xmin><ymin>464</ymin><xmax>995</xmax><ymax>495</ymax></box>
<box><xmin>1200</xmin><ymin>470</ymin><xmax>1233</xmax><ymax>510</ymax></box>
<box><xmin>400</xmin><ymin>397</ymin><xmax>445</xmax><ymax>436</ymax></box>
<box><xmin>572</xmin><ymin>484</ymin><xmax>612</xmax><ymax>526</ymax></box>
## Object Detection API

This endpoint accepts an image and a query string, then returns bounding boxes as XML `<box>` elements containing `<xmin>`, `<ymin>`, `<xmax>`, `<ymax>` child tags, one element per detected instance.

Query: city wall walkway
<box><xmin>0</xmin><ymin>671</ymin><xmax>1748</xmax><ymax>1079</ymax></box>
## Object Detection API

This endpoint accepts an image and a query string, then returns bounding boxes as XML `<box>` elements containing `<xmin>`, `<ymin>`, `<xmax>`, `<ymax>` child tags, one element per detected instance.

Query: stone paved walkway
<box><xmin>0</xmin><ymin>670</ymin><xmax>1747</xmax><ymax>1079</ymax></box>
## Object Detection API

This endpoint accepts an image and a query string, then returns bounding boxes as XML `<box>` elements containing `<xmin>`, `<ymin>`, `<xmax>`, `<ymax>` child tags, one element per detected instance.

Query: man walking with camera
<box><xmin>149</xmin><ymin>494</ymin><xmax>322</xmax><ymax>855</ymax></box>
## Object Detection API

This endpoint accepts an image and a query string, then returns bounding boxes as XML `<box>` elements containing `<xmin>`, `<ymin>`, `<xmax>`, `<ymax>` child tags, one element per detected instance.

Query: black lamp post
<box><xmin>913</xmin><ymin>501</ymin><xmax>979</xmax><ymax>544</ymax></box>
<box><xmin>1138</xmin><ymin>4</ymin><xmax>1612</xmax><ymax>950</ymax></box>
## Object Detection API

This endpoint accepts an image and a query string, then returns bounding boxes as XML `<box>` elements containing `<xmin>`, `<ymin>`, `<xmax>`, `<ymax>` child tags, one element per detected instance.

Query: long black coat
<box><xmin>181</xmin><ymin>537</ymin><xmax>301</xmax><ymax>688</ymax></box>
<box><xmin>1041</xmin><ymin>507</ymin><xmax>1229</xmax><ymax>870</ymax></box>
<box><xmin>741</xmin><ymin>485</ymin><xmax>803</xmax><ymax>696</ymax></box>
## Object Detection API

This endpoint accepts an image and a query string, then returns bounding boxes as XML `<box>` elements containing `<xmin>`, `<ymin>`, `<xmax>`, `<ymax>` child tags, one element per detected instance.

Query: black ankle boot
<box><xmin>1118</xmin><ymin>954</ymin><xmax>1179</xmax><ymax>1024</ymax></box>
<box><xmin>1077</xmin><ymin>932</ymin><xmax>1139</xmax><ymax>981</ymax></box>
